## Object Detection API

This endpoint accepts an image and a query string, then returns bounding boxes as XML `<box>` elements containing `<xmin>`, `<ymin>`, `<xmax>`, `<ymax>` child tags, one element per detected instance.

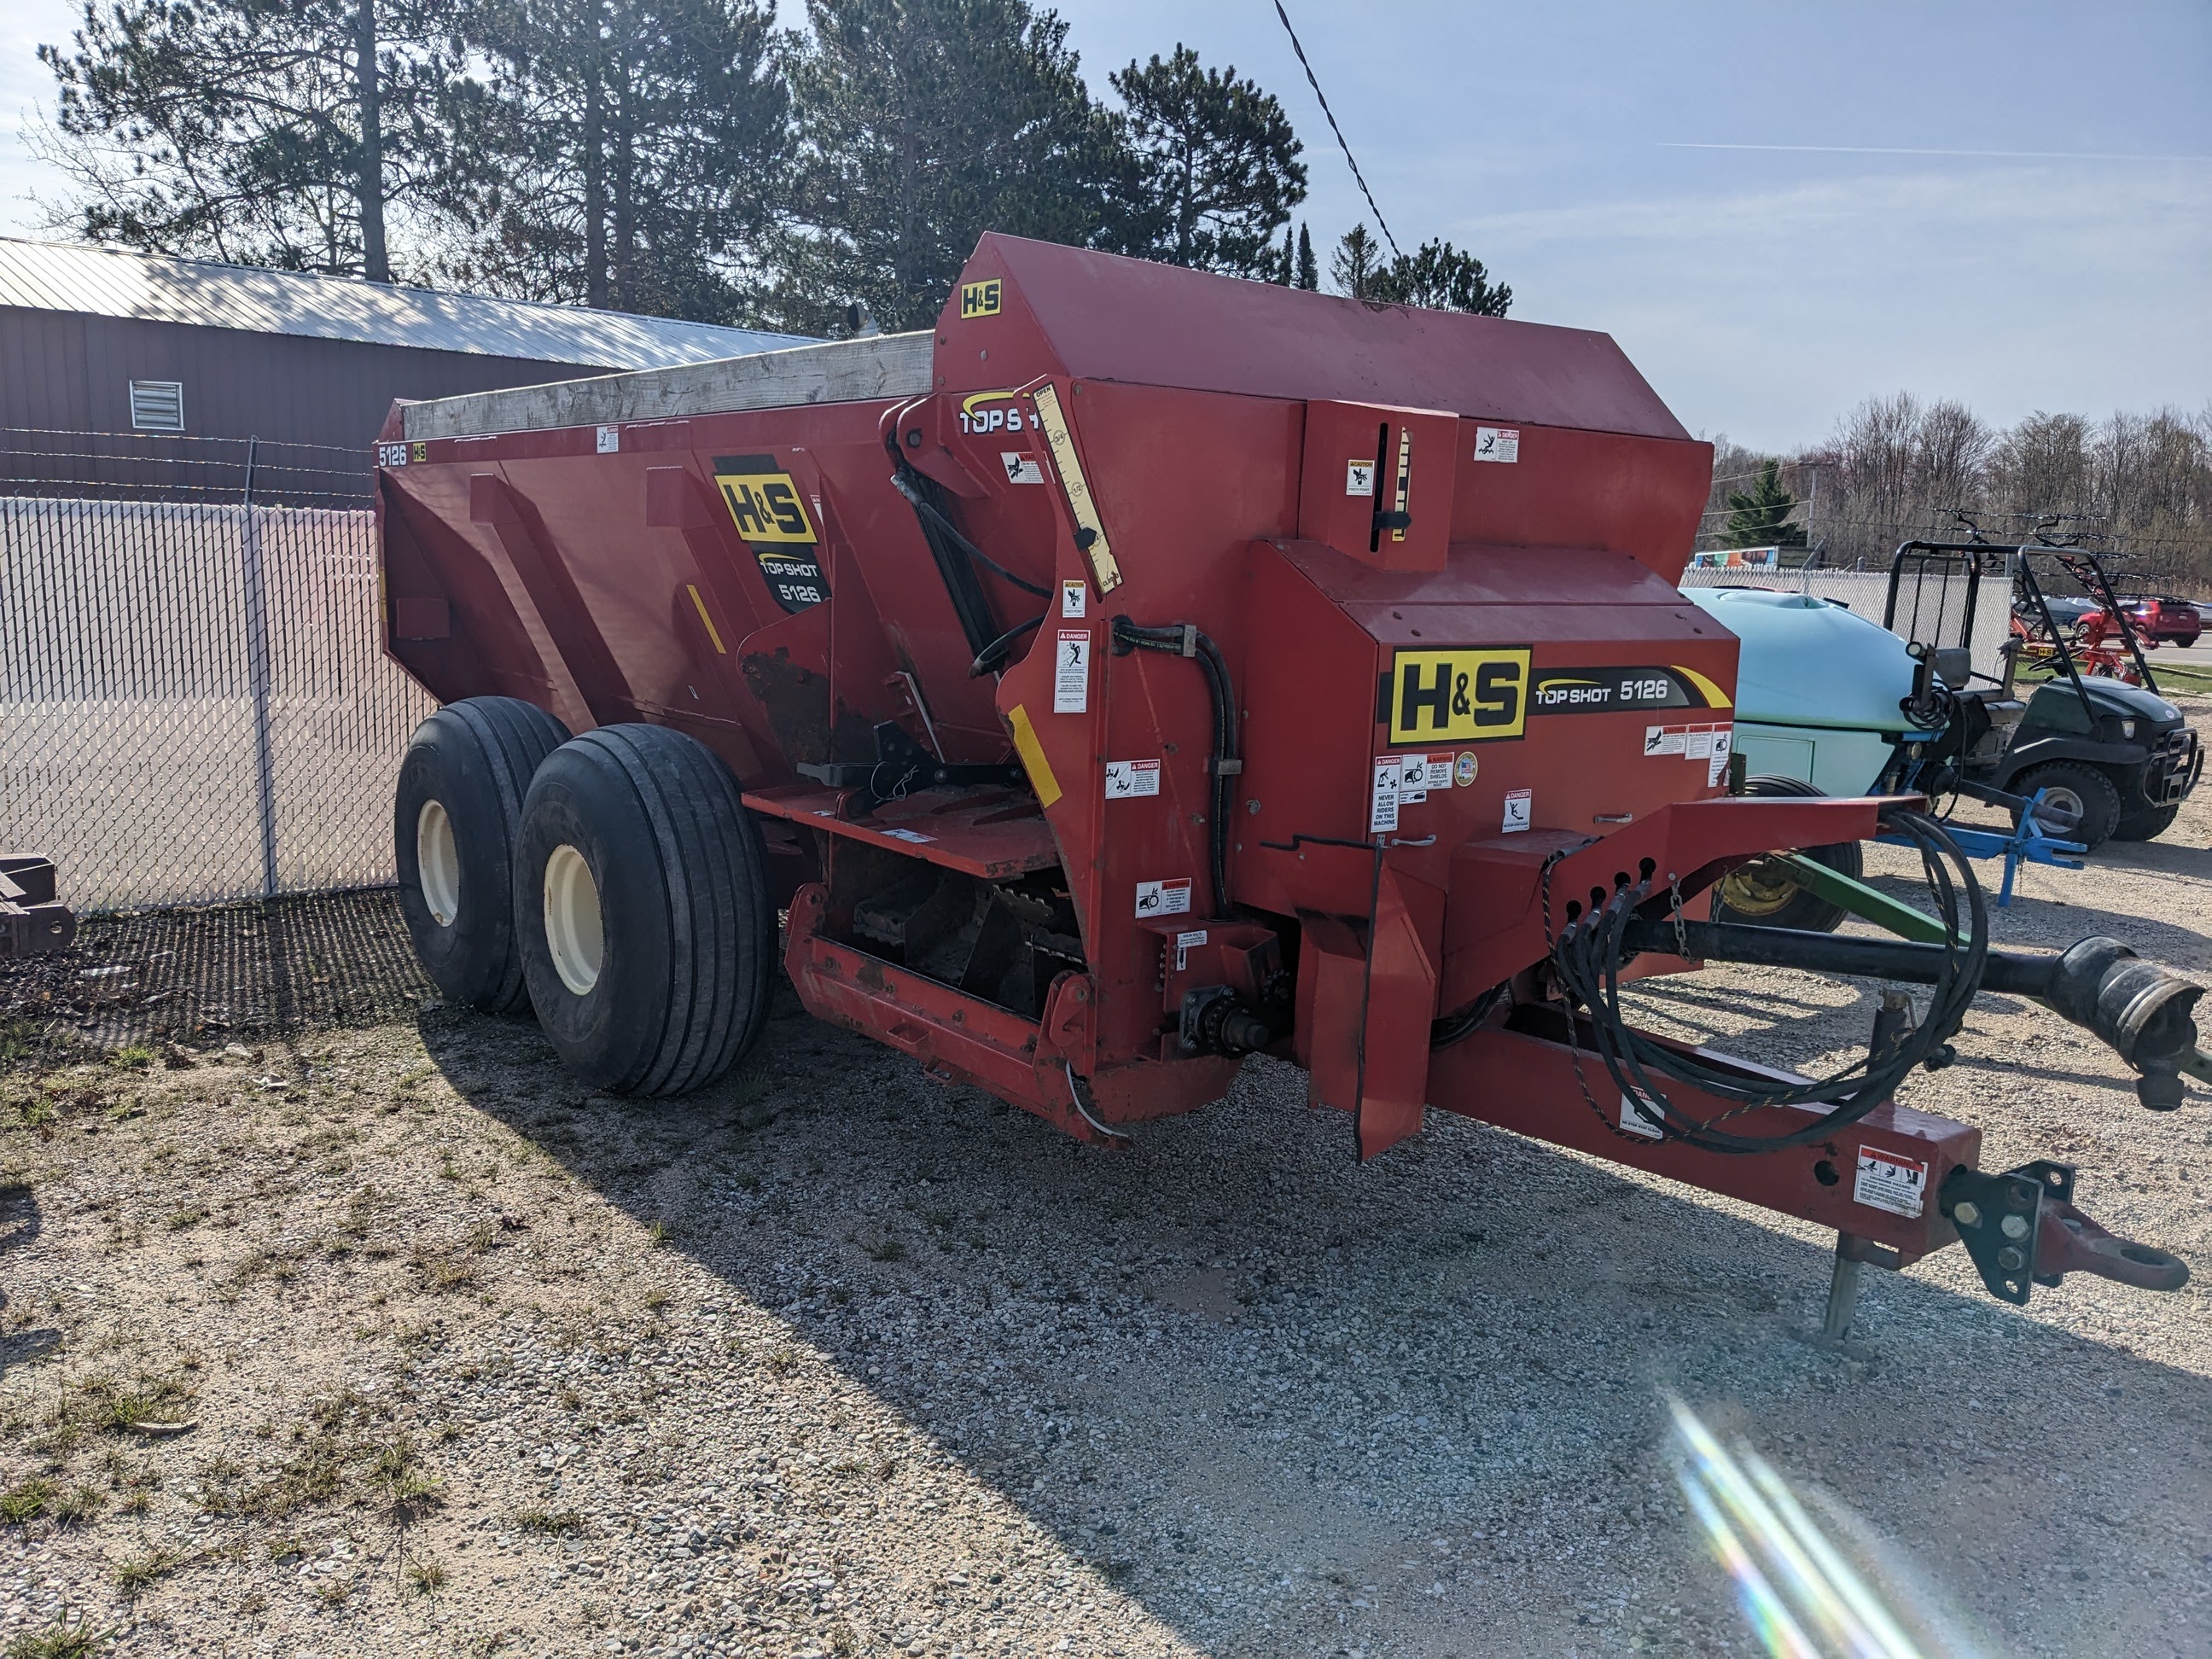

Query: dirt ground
<box><xmin>8</xmin><ymin>716</ymin><xmax>2212</xmax><ymax>1658</ymax></box>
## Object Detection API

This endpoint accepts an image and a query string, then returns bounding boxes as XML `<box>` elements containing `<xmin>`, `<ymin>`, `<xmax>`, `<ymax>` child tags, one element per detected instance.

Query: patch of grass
<box><xmin>165</xmin><ymin>1204</ymin><xmax>210</xmax><ymax>1231</ymax></box>
<box><xmin>315</xmin><ymin>1575</ymin><xmax>356</xmax><ymax>1608</ymax></box>
<box><xmin>646</xmin><ymin>1220</ymin><xmax>670</xmax><ymax>1249</ymax></box>
<box><xmin>405</xmin><ymin>1553</ymin><xmax>448</xmax><ymax>1594</ymax></box>
<box><xmin>373</xmin><ymin>1435</ymin><xmax>445</xmax><ymax>1515</ymax></box>
<box><xmin>0</xmin><ymin>1019</ymin><xmax>49</xmax><ymax>1066</ymax></box>
<box><xmin>107</xmin><ymin>1046</ymin><xmax>156</xmax><ymax>1072</ymax></box>
<box><xmin>409</xmin><ymin>1245</ymin><xmax>480</xmax><ymax>1294</ymax></box>
<box><xmin>0</xmin><ymin>1478</ymin><xmax>54</xmax><ymax>1524</ymax></box>
<box><xmin>48</xmin><ymin>1486</ymin><xmax>102</xmax><ymax>1527</ymax></box>
<box><xmin>764</xmin><ymin>1348</ymin><xmax>799</xmax><ymax>1377</ymax></box>
<box><xmin>864</xmin><ymin>1237</ymin><xmax>907</xmax><ymax>1263</ymax></box>
<box><xmin>114</xmin><ymin>1547</ymin><xmax>183</xmax><ymax>1597</ymax></box>
<box><xmin>3</xmin><ymin>1616</ymin><xmax>106</xmax><ymax>1658</ymax></box>
<box><xmin>642</xmin><ymin>1289</ymin><xmax>668</xmax><ymax>1312</ymax></box>
<box><xmin>510</xmin><ymin>1507</ymin><xmax>582</xmax><ymax>1535</ymax></box>
<box><xmin>556</xmin><ymin>1385</ymin><xmax>581</xmax><ymax>1412</ymax></box>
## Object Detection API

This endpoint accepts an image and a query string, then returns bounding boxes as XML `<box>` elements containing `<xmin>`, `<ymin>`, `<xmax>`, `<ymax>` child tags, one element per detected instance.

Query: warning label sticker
<box><xmin>1174</xmin><ymin>929</ymin><xmax>1208</xmax><ymax>971</ymax></box>
<box><xmin>1346</xmin><ymin>459</ymin><xmax>1376</xmax><ymax>496</ymax></box>
<box><xmin>1370</xmin><ymin>756</ymin><xmax>1400</xmax><ymax>834</ymax></box>
<box><xmin>1707</xmin><ymin>725</ymin><xmax>1734</xmax><ymax>786</ymax></box>
<box><xmin>1397</xmin><ymin>752</ymin><xmax>1429</xmax><ymax>805</ymax></box>
<box><xmin>1621</xmin><ymin>1091</ymin><xmax>1664</xmax><ymax>1140</ymax></box>
<box><xmin>1502</xmin><ymin>787</ymin><xmax>1533</xmax><ymax>834</ymax></box>
<box><xmin>1472</xmin><ymin>426</ymin><xmax>1521</xmax><ymax>464</ymax></box>
<box><xmin>1423</xmin><ymin>753</ymin><xmax>1454</xmax><ymax>791</ymax></box>
<box><xmin>1002</xmin><ymin>451</ymin><xmax>1044</xmax><ymax>485</ymax></box>
<box><xmin>880</xmin><ymin>827</ymin><xmax>934</xmax><ymax>844</ymax></box>
<box><xmin>1644</xmin><ymin>721</ymin><xmax>1733</xmax><ymax>764</ymax></box>
<box><xmin>1854</xmin><ymin>1146</ymin><xmax>1929</xmax><ymax>1218</ymax></box>
<box><xmin>1053</xmin><ymin>629</ymin><xmax>1091</xmax><ymax>714</ymax></box>
<box><xmin>1061</xmin><ymin>579</ymin><xmax>1086</xmax><ymax>617</ymax></box>
<box><xmin>1135</xmin><ymin>877</ymin><xmax>1193</xmax><ymax>919</ymax></box>
<box><xmin>1103</xmin><ymin>758</ymin><xmax>1161</xmax><ymax>799</ymax></box>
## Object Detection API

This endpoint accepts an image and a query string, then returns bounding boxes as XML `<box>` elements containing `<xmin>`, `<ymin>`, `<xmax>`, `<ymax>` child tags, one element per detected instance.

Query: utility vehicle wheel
<box><xmin>515</xmin><ymin>725</ymin><xmax>773</xmax><ymax>1096</ymax></box>
<box><xmin>2112</xmin><ymin>800</ymin><xmax>2181</xmax><ymax>842</ymax></box>
<box><xmin>1714</xmin><ymin>775</ymin><xmax>1862</xmax><ymax>934</ymax></box>
<box><xmin>2011</xmin><ymin>762</ymin><xmax>2122</xmax><ymax>851</ymax></box>
<box><xmin>395</xmin><ymin>697</ymin><xmax>570</xmax><ymax>1011</ymax></box>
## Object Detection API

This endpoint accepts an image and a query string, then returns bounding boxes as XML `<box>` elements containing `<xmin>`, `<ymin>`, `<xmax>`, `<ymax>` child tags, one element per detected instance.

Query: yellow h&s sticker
<box><xmin>959</xmin><ymin>278</ymin><xmax>1003</xmax><ymax>319</ymax></box>
<box><xmin>1387</xmin><ymin>647</ymin><xmax>1532</xmax><ymax>745</ymax></box>
<box><xmin>712</xmin><ymin>457</ymin><xmax>816</xmax><ymax>544</ymax></box>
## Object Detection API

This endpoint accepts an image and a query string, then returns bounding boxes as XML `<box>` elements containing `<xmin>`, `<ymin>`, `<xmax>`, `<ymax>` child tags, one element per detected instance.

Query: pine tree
<box><xmin>772</xmin><ymin>0</ymin><xmax>1122</xmax><ymax>335</ymax></box>
<box><xmin>1295</xmin><ymin>220</ymin><xmax>1317</xmax><ymax>289</ymax></box>
<box><xmin>446</xmin><ymin>0</ymin><xmax>787</xmax><ymax>320</ymax></box>
<box><xmin>1330</xmin><ymin>223</ymin><xmax>1381</xmax><ymax>298</ymax></box>
<box><xmin>1369</xmin><ymin>238</ymin><xmax>1511</xmax><ymax>317</ymax></box>
<box><xmin>1274</xmin><ymin>223</ymin><xmax>1294</xmax><ymax>285</ymax></box>
<box><xmin>36</xmin><ymin>0</ymin><xmax>469</xmax><ymax>281</ymax></box>
<box><xmin>1721</xmin><ymin>460</ymin><xmax>1808</xmax><ymax>549</ymax></box>
<box><xmin>1108</xmin><ymin>44</ymin><xmax>1304</xmax><ymax>278</ymax></box>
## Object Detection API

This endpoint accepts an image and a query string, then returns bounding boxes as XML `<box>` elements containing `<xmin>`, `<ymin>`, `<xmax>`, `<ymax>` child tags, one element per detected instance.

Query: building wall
<box><xmin>0</xmin><ymin>308</ymin><xmax>614</xmax><ymax>499</ymax></box>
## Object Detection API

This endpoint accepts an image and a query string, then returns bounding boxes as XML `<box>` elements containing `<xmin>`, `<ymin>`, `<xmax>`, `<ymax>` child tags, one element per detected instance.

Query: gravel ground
<box><xmin>7</xmin><ymin>714</ymin><xmax>2212</xmax><ymax>1658</ymax></box>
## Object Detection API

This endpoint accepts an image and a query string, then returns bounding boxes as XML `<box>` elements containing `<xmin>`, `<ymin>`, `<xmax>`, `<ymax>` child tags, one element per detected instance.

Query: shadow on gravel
<box><xmin>0</xmin><ymin>888</ymin><xmax>434</xmax><ymax>1067</ymax></box>
<box><xmin>422</xmin><ymin>990</ymin><xmax>2212</xmax><ymax>1658</ymax></box>
<box><xmin>0</xmin><ymin>1182</ymin><xmax>60</xmax><ymax>1380</ymax></box>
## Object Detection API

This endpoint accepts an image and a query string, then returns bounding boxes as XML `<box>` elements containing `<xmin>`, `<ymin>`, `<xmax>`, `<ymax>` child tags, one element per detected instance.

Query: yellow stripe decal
<box><xmin>1674</xmin><ymin>665</ymin><xmax>1732</xmax><ymax>709</ymax></box>
<box><xmin>687</xmin><ymin>583</ymin><xmax>727</xmax><ymax>655</ymax></box>
<box><xmin>1008</xmin><ymin>704</ymin><xmax>1062</xmax><ymax>808</ymax></box>
<box><xmin>1030</xmin><ymin>382</ymin><xmax>1122</xmax><ymax>594</ymax></box>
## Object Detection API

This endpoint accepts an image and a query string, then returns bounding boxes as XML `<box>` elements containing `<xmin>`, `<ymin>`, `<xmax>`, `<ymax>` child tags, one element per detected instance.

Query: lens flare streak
<box><xmin>1669</xmin><ymin>1397</ymin><xmax>1926</xmax><ymax>1659</ymax></box>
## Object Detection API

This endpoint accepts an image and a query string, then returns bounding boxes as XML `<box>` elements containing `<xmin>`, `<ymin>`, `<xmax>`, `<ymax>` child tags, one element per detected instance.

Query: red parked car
<box><xmin>2123</xmin><ymin>596</ymin><xmax>2203</xmax><ymax>647</ymax></box>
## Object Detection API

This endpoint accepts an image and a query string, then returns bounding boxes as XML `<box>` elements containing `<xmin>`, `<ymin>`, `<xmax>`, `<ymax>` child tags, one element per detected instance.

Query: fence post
<box><xmin>242</xmin><ymin>437</ymin><xmax>280</xmax><ymax>899</ymax></box>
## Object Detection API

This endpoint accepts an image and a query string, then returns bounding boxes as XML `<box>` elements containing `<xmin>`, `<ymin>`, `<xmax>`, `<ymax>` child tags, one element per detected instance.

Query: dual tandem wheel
<box><xmin>393</xmin><ymin>697</ymin><xmax>777</xmax><ymax>1096</ymax></box>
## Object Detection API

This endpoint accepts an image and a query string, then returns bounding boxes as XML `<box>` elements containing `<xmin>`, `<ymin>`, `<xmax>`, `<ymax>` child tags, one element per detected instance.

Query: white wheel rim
<box><xmin>543</xmin><ymin>844</ymin><xmax>605</xmax><ymax>996</ymax></box>
<box><xmin>416</xmin><ymin>800</ymin><xmax>460</xmax><ymax>928</ymax></box>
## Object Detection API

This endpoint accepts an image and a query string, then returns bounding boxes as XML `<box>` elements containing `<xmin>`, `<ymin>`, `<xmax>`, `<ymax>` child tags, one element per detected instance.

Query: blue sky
<box><xmin>4</xmin><ymin>0</ymin><xmax>2206</xmax><ymax>451</ymax></box>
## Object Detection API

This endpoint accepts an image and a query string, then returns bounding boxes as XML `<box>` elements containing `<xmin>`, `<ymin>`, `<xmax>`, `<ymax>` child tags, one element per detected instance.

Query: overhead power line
<box><xmin>1270</xmin><ymin>0</ymin><xmax>1400</xmax><ymax>259</ymax></box>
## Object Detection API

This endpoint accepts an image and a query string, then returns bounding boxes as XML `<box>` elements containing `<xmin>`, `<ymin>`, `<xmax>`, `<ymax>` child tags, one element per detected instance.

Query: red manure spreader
<box><xmin>376</xmin><ymin>235</ymin><xmax>2205</xmax><ymax>1329</ymax></box>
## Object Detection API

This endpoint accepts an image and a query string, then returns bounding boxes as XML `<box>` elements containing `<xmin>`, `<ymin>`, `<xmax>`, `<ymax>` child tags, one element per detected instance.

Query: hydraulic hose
<box><xmin>1547</xmin><ymin>806</ymin><xmax>1988</xmax><ymax>1153</ymax></box>
<box><xmin>1110</xmin><ymin>617</ymin><xmax>1239</xmax><ymax>919</ymax></box>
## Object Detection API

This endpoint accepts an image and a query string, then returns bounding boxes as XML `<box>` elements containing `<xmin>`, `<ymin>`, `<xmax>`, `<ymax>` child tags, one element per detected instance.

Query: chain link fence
<box><xmin>1</xmin><ymin>492</ymin><xmax>433</xmax><ymax>913</ymax></box>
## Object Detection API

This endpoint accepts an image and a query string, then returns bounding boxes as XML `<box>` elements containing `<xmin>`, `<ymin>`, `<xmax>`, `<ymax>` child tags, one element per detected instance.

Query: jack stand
<box><xmin>1807</xmin><ymin>1232</ymin><xmax>1902</xmax><ymax>1351</ymax></box>
<box><xmin>1820</xmin><ymin>1239</ymin><xmax>1863</xmax><ymax>1342</ymax></box>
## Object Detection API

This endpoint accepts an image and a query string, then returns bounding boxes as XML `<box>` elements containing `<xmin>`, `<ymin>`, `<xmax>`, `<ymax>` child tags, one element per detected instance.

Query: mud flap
<box><xmin>1356</xmin><ymin>864</ymin><xmax>1444</xmax><ymax>1161</ymax></box>
<box><xmin>1295</xmin><ymin>859</ymin><xmax>1444</xmax><ymax>1161</ymax></box>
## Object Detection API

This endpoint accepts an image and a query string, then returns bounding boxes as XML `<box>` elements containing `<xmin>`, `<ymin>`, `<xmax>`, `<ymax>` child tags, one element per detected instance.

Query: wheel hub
<box><xmin>416</xmin><ymin>800</ymin><xmax>459</xmax><ymax>928</ymax></box>
<box><xmin>1718</xmin><ymin>858</ymin><xmax>1802</xmax><ymax>918</ymax></box>
<box><xmin>543</xmin><ymin>844</ymin><xmax>605</xmax><ymax>996</ymax></box>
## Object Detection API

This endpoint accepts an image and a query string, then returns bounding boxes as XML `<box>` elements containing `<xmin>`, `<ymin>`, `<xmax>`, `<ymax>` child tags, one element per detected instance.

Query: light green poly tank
<box><xmin>1686</xmin><ymin>587</ymin><xmax>1932</xmax><ymax>796</ymax></box>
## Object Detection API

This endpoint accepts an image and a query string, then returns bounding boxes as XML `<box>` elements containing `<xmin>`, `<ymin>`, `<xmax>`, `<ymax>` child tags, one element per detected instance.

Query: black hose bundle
<box><xmin>1548</xmin><ymin>806</ymin><xmax>1988</xmax><ymax>1153</ymax></box>
<box><xmin>882</xmin><ymin>432</ymin><xmax>1049</xmax><ymax>675</ymax></box>
<box><xmin>1110</xmin><ymin>618</ymin><xmax>1239</xmax><ymax>919</ymax></box>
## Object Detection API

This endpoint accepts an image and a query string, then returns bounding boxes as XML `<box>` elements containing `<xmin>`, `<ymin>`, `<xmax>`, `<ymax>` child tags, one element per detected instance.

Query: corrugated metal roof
<box><xmin>0</xmin><ymin>236</ymin><xmax>813</xmax><ymax>370</ymax></box>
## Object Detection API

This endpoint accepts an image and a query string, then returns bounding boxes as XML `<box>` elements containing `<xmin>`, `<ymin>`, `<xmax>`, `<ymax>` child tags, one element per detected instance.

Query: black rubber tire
<box><xmin>1713</xmin><ymin>774</ymin><xmax>1862</xmax><ymax>934</ymax></box>
<box><xmin>515</xmin><ymin>725</ymin><xmax>774</xmax><ymax>1097</ymax></box>
<box><xmin>395</xmin><ymin>697</ymin><xmax>570</xmax><ymax>1012</ymax></box>
<box><xmin>2010</xmin><ymin>761</ymin><xmax>2123</xmax><ymax>851</ymax></box>
<box><xmin>2112</xmin><ymin>800</ymin><xmax>2181</xmax><ymax>842</ymax></box>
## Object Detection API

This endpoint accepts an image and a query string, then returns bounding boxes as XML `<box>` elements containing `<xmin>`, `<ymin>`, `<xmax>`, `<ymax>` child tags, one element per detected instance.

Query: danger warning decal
<box><xmin>713</xmin><ymin>454</ymin><xmax>828</xmax><ymax>614</ymax></box>
<box><xmin>1383</xmin><ymin>647</ymin><xmax>1531</xmax><ymax>746</ymax></box>
<box><xmin>1528</xmin><ymin>666</ymin><xmax>1730</xmax><ymax>715</ymax></box>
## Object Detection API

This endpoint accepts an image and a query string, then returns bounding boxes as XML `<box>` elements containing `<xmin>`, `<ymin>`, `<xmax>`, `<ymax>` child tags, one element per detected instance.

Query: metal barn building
<box><xmin>0</xmin><ymin>237</ymin><xmax>810</xmax><ymax>500</ymax></box>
